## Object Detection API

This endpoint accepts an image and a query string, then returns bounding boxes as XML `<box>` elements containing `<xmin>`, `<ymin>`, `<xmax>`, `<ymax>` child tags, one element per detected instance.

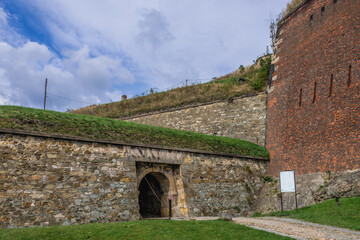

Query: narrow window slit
<box><xmin>348</xmin><ymin>65</ymin><xmax>352</xmax><ymax>87</ymax></box>
<box><xmin>313</xmin><ymin>82</ymin><xmax>317</xmax><ymax>103</ymax></box>
<box><xmin>299</xmin><ymin>88</ymin><xmax>302</xmax><ymax>107</ymax></box>
<box><xmin>329</xmin><ymin>74</ymin><xmax>333</xmax><ymax>97</ymax></box>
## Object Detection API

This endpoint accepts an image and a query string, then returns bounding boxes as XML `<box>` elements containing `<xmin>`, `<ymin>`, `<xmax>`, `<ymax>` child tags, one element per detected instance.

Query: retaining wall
<box><xmin>124</xmin><ymin>93</ymin><xmax>267</xmax><ymax>146</ymax></box>
<box><xmin>0</xmin><ymin>130</ymin><xmax>268</xmax><ymax>228</ymax></box>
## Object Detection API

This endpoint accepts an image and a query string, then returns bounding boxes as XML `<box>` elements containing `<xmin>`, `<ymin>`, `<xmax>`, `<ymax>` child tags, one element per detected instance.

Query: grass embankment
<box><xmin>283</xmin><ymin>0</ymin><xmax>305</xmax><ymax>16</ymax></box>
<box><xmin>0</xmin><ymin>106</ymin><xmax>269</xmax><ymax>158</ymax></box>
<box><xmin>259</xmin><ymin>196</ymin><xmax>360</xmax><ymax>230</ymax></box>
<box><xmin>72</xmin><ymin>55</ymin><xmax>271</xmax><ymax>118</ymax></box>
<box><xmin>0</xmin><ymin>219</ymin><xmax>293</xmax><ymax>240</ymax></box>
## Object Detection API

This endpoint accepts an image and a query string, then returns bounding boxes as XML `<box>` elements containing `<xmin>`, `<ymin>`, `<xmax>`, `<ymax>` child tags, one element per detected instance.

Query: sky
<box><xmin>0</xmin><ymin>0</ymin><xmax>288</xmax><ymax>112</ymax></box>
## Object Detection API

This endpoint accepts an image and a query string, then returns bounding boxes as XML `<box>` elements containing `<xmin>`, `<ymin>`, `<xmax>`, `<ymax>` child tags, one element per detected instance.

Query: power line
<box><xmin>186</xmin><ymin>78</ymin><xmax>212</xmax><ymax>81</ymax></box>
<box><xmin>47</xmin><ymin>92</ymin><xmax>94</xmax><ymax>105</ymax></box>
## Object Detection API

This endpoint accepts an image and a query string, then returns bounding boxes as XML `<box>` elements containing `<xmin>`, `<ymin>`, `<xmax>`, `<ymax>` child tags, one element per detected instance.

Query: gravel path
<box><xmin>232</xmin><ymin>217</ymin><xmax>360</xmax><ymax>240</ymax></box>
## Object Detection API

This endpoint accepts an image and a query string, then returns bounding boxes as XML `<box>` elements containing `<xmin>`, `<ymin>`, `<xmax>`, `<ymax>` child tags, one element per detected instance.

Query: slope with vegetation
<box><xmin>282</xmin><ymin>0</ymin><xmax>306</xmax><ymax>17</ymax></box>
<box><xmin>0</xmin><ymin>106</ymin><xmax>269</xmax><ymax>158</ymax></box>
<box><xmin>256</xmin><ymin>196</ymin><xmax>360</xmax><ymax>231</ymax></box>
<box><xmin>72</xmin><ymin>55</ymin><xmax>271</xmax><ymax>118</ymax></box>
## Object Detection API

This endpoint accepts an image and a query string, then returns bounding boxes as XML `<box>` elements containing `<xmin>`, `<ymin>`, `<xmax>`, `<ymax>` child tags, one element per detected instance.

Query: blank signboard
<box><xmin>280</xmin><ymin>171</ymin><xmax>295</xmax><ymax>193</ymax></box>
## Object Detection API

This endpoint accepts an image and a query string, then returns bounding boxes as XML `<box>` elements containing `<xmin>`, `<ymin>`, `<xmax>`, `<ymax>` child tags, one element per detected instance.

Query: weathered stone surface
<box><xmin>182</xmin><ymin>155</ymin><xmax>268</xmax><ymax>217</ymax></box>
<box><xmin>0</xmin><ymin>133</ymin><xmax>268</xmax><ymax>228</ymax></box>
<box><xmin>126</xmin><ymin>93</ymin><xmax>266</xmax><ymax>146</ymax></box>
<box><xmin>0</xmin><ymin>134</ymin><xmax>138</xmax><ymax>228</ymax></box>
<box><xmin>256</xmin><ymin>169</ymin><xmax>360</xmax><ymax>214</ymax></box>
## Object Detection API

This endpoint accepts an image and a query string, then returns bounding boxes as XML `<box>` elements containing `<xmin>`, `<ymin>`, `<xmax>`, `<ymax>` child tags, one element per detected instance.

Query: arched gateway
<box><xmin>136</xmin><ymin>162</ymin><xmax>187</xmax><ymax>218</ymax></box>
<box><xmin>138</xmin><ymin>172</ymin><xmax>169</xmax><ymax>217</ymax></box>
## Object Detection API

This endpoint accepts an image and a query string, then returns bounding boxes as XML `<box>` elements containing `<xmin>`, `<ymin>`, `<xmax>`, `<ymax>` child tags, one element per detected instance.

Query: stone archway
<box><xmin>136</xmin><ymin>162</ymin><xmax>189</xmax><ymax>218</ymax></box>
<box><xmin>138</xmin><ymin>172</ymin><xmax>170</xmax><ymax>218</ymax></box>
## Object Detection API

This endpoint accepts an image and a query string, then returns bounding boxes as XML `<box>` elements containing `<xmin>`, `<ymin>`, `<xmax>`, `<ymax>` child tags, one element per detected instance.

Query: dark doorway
<box><xmin>138</xmin><ymin>174</ymin><xmax>162</xmax><ymax>218</ymax></box>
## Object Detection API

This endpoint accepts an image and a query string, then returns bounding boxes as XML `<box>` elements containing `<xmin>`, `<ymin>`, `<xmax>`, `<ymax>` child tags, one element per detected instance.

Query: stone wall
<box><xmin>0</xmin><ymin>131</ymin><xmax>268</xmax><ymax>228</ymax></box>
<box><xmin>124</xmin><ymin>93</ymin><xmax>267</xmax><ymax>146</ymax></box>
<box><xmin>0</xmin><ymin>133</ymin><xmax>139</xmax><ymax>228</ymax></box>
<box><xmin>267</xmin><ymin>0</ymin><xmax>360</xmax><ymax>175</ymax></box>
<box><xmin>181</xmin><ymin>155</ymin><xmax>268</xmax><ymax>217</ymax></box>
<box><xmin>257</xmin><ymin>169</ymin><xmax>360</xmax><ymax>214</ymax></box>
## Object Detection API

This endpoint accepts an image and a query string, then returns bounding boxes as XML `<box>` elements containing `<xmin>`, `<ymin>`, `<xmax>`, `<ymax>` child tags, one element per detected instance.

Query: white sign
<box><xmin>280</xmin><ymin>171</ymin><xmax>296</xmax><ymax>193</ymax></box>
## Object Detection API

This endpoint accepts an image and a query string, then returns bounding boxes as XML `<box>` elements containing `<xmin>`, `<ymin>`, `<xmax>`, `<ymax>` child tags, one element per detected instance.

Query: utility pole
<box><xmin>44</xmin><ymin>78</ymin><xmax>48</xmax><ymax>110</ymax></box>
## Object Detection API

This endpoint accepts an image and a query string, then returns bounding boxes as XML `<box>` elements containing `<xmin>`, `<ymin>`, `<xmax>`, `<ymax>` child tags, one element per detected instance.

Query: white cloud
<box><xmin>0</xmin><ymin>7</ymin><xmax>7</xmax><ymax>23</ymax></box>
<box><xmin>0</xmin><ymin>5</ymin><xmax>136</xmax><ymax>111</ymax></box>
<box><xmin>0</xmin><ymin>8</ymin><xmax>26</xmax><ymax>46</ymax></box>
<box><xmin>0</xmin><ymin>39</ymin><xmax>134</xmax><ymax>111</ymax></box>
<box><xmin>0</xmin><ymin>1</ymin><xmax>289</xmax><ymax>110</ymax></box>
<box><xmin>136</xmin><ymin>9</ymin><xmax>174</xmax><ymax>49</ymax></box>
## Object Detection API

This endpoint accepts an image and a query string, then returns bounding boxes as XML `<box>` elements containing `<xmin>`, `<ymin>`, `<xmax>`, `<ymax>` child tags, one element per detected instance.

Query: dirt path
<box><xmin>232</xmin><ymin>217</ymin><xmax>360</xmax><ymax>240</ymax></box>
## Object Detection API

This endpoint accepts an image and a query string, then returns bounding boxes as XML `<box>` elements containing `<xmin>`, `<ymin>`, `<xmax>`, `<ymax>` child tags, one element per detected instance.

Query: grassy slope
<box><xmin>283</xmin><ymin>0</ymin><xmax>306</xmax><ymax>16</ymax></box>
<box><xmin>260</xmin><ymin>196</ymin><xmax>360</xmax><ymax>230</ymax></box>
<box><xmin>72</xmin><ymin>55</ymin><xmax>271</xmax><ymax>118</ymax></box>
<box><xmin>0</xmin><ymin>220</ymin><xmax>292</xmax><ymax>240</ymax></box>
<box><xmin>0</xmin><ymin>106</ymin><xmax>269</xmax><ymax>158</ymax></box>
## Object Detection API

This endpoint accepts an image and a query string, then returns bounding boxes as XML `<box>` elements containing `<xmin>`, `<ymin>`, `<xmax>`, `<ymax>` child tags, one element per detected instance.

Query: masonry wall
<box><xmin>181</xmin><ymin>154</ymin><xmax>268</xmax><ymax>217</ymax></box>
<box><xmin>257</xmin><ymin>169</ymin><xmax>360</xmax><ymax>213</ymax></box>
<box><xmin>0</xmin><ymin>133</ymin><xmax>139</xmax><ymax>228</ymax></box>
<box><xmin>0</xmin><ymin>131</ymin><xmax>268</xmax><ymax>228</ymax></box>
<box><xmin>267</xmin><ymin>0</ymin><xmax>360</xmax><ymax>175</ymax></box>
<box><xmin>125</xmin><ymin>93</ymin><xmax>267</xmax><ymax>146</ymax></box>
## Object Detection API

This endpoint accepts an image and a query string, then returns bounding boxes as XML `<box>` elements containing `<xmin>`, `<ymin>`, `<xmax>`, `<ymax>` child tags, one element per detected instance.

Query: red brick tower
<box><xmin>266</xmin><ymin>0</ymin><xmax>360</xmax><ymax>176</ymax></box>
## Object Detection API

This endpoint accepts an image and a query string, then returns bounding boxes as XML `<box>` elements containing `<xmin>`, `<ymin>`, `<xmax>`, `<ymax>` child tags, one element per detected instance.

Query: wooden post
<box><xmin>169</xmin><ymin>199</ymin><xmax>172</xmax><ymax>220</ymax></box>
<box><xmin>44</xmin><ymin>78</ymin><xmax>48</xmax><ymax>110</ymax></box>
<box><xmin>294</xmin><ymin>172</ymin><xmax>298</xmax><ymax>212</ymax></box>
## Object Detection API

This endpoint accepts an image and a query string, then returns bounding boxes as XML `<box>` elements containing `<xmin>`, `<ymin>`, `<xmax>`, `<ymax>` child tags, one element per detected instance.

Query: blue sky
<box><xmin>0</xmin><ymin>0</ymin><xmax>287</xmax><ymax>111</ymax></box>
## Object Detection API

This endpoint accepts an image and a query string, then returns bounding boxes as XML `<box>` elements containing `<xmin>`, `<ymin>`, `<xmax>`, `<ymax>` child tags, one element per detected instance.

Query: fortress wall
<box><xmin>257</xmin><ymin>169</ymin><xmax>360</xmax><ymax>213</ymax></box>
<box><xmin>0</xmin><ymin>131</ymin><xmax>268</xmax><ymax>228</ymax></box>
<box><xmin>267</xmin><ymin>0</ymin><xmax>360</xmax><ymax>175</ymax></box>
<box><xmin>125</xmin><ymin>93</ymin><xmax>267</xmax><ymax>146</ymax></box>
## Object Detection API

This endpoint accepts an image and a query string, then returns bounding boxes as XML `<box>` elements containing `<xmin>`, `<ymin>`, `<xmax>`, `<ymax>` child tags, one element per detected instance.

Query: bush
<box><xmin>250</xmin><ymin>55</ymin><xmax>271</xmax><ymax>91</ymax></box>
<box><xmin>262</xmin><ymin>175</ymin><xmax>273</xmax><ymax>182</ymax></box>
<box><xmin>251</xmin><ymin>78</ymin><xmax>265</xmax><ymax>91</ymax></box>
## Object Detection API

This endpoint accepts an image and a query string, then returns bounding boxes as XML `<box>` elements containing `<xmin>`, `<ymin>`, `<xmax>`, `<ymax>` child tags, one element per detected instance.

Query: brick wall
<box><xmin>267</xmin><ymin>0</ymin><xmax>360</xmax><ymax>175</ymax></box>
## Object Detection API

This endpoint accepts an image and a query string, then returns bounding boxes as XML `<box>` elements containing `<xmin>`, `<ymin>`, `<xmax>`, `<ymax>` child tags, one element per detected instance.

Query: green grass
<box><xmin>0</xmin><ymin>106</ymin><xmax>269</xmax><ymax>158</ymax></box>
<box><xmin>72</xmin><ymin>79</ymin><xmax>257</xmax><ymax>118</ymax></box>
<box><xmin>72</xmin><ymin>55</ymin><xmax>271</xmax><ymax>118</ymax></box>
<box><xmin>0</xmin><ymin>220</ymin><xmax>293</xmax><ymax>240</ymax></box>
<box><xmin>259</xmin><ymin>196</ymin><xmax>360</xmax><ymax>230</ymax></box>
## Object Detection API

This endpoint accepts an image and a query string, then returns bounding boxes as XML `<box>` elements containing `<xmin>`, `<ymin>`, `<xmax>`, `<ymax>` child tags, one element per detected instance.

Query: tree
<box><xmin>269</xmin><ymin>11</ymin><xmax>284</xmax><ymax>51</ymax></box>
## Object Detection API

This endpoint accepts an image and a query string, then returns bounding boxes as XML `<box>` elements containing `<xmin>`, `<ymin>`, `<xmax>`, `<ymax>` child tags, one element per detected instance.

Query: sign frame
<box><xmin>280</xmin><ymin>171</ymin><xmax>295</xmax><ymax>193</ymax></box>
<box><xmin>279</xmin><ymin>170</ymin><xmax>298</xmax><ymax>212</ymax></box>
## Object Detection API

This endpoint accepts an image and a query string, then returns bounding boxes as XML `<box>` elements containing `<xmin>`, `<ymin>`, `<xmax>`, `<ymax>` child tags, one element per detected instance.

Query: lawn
<box><xmin>0</xmin><ymin>105</ymin><xmax>269</xmax><ymax>158</ymax></box>
<box><xmin>260</xmin><ymin>196</ymin><xmax>360</xmax><ymax>230</ymax></box>
<box><xmin>0</xmin><ymin>219</ymin><xmax>293</xmax><ymax>240</ymax></box>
